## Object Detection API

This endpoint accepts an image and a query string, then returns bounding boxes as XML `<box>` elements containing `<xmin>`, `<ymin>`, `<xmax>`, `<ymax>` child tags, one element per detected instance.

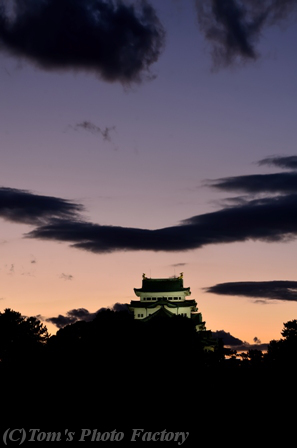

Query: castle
<box><xmin>128</xmin><ymin>273</ymin><xmax>211</xmax><ymax>335</ymax></box>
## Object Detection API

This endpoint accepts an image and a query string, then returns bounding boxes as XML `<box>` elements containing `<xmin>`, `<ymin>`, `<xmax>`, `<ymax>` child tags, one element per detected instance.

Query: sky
<box><xmin>1</xmin><ymin>0</ymin><xmax>297</xmax><ymax>349</ymax></box>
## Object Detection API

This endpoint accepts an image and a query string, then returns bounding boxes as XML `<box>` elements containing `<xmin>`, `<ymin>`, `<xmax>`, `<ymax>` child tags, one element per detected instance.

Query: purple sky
<box><xmin>1</xmin><ymin>0</ymin><xmax>297</xmax><ymax>346</ymax></box>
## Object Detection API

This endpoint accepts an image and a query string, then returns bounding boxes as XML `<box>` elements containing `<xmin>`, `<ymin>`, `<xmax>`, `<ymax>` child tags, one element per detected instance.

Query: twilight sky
<box><xmin>1</xmin><ymin>0</ymin><xmax>297</xmax><ymax>348</ymax></box>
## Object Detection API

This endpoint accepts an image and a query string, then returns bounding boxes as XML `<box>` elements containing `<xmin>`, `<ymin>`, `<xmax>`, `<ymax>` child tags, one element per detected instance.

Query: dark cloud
<box><xmin>205</xmin><ymin>281</ymin><xmax>297</xmax><ymax>302</ymax></box>
<box><xmin>4</xmin><ymin>157</ymin><xmax>297</xmax><ymax>255</ymax></box>
<box><xmin>47</xmin><ymin>303</ymin><xmax>129</xmax><ymax>328</ymax></box>
<box><xmin>0</xmin><ymin>0</ymin><xmax>165</xmax><ymax>84</ymax></box>
<box><xmin>212</xmin><ymin>330</ymin><xmax>243</xmax><ymax>346</ymax></box>
<box><xmin>97</xmin><ymin>302</ymin><xmax>129</xmax><ymax>313</ymax></box>
<box><xmin>0</xmin><ymin>187</ymin><xmax>82</xmax><ymax>225</ymax></box>
<box><xmin>46</xmin><ymin>307</ymin><xmax>98</xmax><ymax>328</ymax></box>
<box><xmin>258</xmin><ymin>155</ymin><xmax>297</xmax><ymax>171</ymax></box>
<box><xmin>73</xmin><ymin>121</ymin><xmax>116</xmax><ymax>142</ymax></box>
<box><xmin>212</xmin><ymin>330</ymin><xmax>268</xmax><ymax>351</ymax></box>
<box><xmin>195</xmin><ymin>0</ymin><xmax>297</xmax><ymax>67</ymax></box>
<box><xmin>25</xmin><ymin>192</ymin><xmax>297</xmax><ymax>252</ymax></box>
<box><xmin>208</xmin><ymin>172</ymin><xmax>297</xmax><ymax>194</ymax></box>
<box><xmin>1</xmin><ymin>156</ymin><xmax>297</xmax><ymax>256</ymax></box>
<box><xmin>111</xmin><ymin>302</ymin><xmax>130</xmax><ymax>312</ymax></box>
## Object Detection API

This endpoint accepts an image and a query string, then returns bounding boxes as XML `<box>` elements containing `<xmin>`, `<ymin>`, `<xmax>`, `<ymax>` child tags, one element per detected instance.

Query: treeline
<box><xmin>1</xmin><ymin>307</ymin><xmax>297</xmax><ymax>373</ymax></box>
<box><xmin>0</xmin><ymin>308</ymin><xmax>219</xmax><ymax>375</ymax></box>
<box><xmin>1</xmin><ymin>307</ymin><xmax>296</xmax><ymax>427</ymax></box>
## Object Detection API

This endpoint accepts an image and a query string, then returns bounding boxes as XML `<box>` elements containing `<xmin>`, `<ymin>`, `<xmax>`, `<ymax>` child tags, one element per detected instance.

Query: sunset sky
<box><xmin>1</xmin><ymin>0</ymin><xmax>297</xmax><ymax>348</ymax></box>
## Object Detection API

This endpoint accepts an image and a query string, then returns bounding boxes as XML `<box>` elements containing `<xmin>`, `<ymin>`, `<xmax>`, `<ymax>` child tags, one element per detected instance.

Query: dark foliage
<box><xmin>1</xmin><ymin>308</ymin><xmax>297</xmax><ymax>430</ymax></box>
<box><xmin>0</xmin><ymin>308</ymin><xmax>48</xmax><ymax>366</ymax></box>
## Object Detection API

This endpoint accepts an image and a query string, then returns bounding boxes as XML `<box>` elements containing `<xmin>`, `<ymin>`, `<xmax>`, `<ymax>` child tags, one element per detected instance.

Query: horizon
<box><xmin>1</xmin><ymin>0</ymin><xmax>297</xmax><ymax>351</ymax></box>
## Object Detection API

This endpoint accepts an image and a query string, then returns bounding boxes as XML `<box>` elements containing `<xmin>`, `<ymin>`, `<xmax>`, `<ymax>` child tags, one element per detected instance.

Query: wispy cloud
<box><xmin>258</xmin><ymin>155</ymin><xmax>297</xmax><ymax>171</ymax></box>
<box><xmin>59</xmin><ymin>273</ymin><xmax>73</xmax><ymax>281</ymax></box>
<box><xmin>72</xmin><ymin>121</ymin><xmax>116</xmax><ymax>143</ymax></box>
<box><xmin>8</xmin><ymin>263</ymin><xmax>14</xmax><ymax>275</ymax></box>
<box><xmin>170</xmin><ymin>263</ymin><xmax>188</xmax><ymax>267</ymax></box>
<box><xmin>195</xmin><ymin>0</ymin><xmax>297</xmax><ymax>68</ymax></box>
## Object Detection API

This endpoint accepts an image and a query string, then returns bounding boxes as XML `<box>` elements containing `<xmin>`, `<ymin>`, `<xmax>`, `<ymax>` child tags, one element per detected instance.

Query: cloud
<box><xmin>25</xmin><ymin>192</ymin><xmax>297</xmax><ymax>253</ymax></box>
<box><xmin>0</xmin><ymin>0</ymin><xmax>165</xmax><ymax>84</ymax></box>
<box><xmin>3</xmin><ymin>158</ymin><xmax>297</xmax><ymax>254</ymax></box>
<box><xmin>97</xmin><ymin>302</ymin><xmax>130</xmax><ymax>313</ymax></box>
<box><xmin>212</xmin><ymin>330</ymin><xmax>243</xmax><ymax>346</ymax></box>
<box><xmin>46</xmin><ymin>308</ymin><xmax>98</xmax><ymax>328</ymax></box>
<box><xmin>205</xmin><ymin>281</ymin><xmax>297</xmax><ymax>302</ymax></box>
<box><xmin>212</xmin><ymin>330</ymin><xmax>268</xmax><ymax>351</ymax></box>
<box><xmin>21</xmin><ymin>270</ymin><xmax>35</xmax><ymax>277</ymax></box>
<box><xmin>258</xmin><ymin>155</ymin><xmax>297</xmax><ymax>171</ymax></box>
<box><xmin>59</xmin><ymin>273</ymin><xmax>73</xmax><ymax>281</ymax></box>
<box><xmin>208</xmin><ymin>172</ymin><xmax>297</xmax><ymax>194</ymax></box>
<box><xmin>73</xmin><ymin>121</ymin><xmax>116</xmax><ymax>142</ymax></box>
<box><xmin>47</xmin><ymin>303</ymin><xmax>129</xmax><ymax>328</ymax></box>
<box><xmin>195</xmin><ymin>0</ymin><xmax>297</xmax><ymax>68</ymax></box>
<box><xmin>0</xmin><ymin>187</ymin><xmax>82</xmax><ymax>225</ymax></box>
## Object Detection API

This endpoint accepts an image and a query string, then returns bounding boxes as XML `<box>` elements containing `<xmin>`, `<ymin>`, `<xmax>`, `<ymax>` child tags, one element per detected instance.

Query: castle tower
<box><xmin>128</xmin><ymin>273</ymin><xmax>206</xmax><ymax>331</ymax></box>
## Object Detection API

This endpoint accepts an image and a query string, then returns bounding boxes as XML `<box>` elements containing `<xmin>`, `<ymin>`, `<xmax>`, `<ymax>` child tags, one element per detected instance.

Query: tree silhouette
<box><xmin>281</xmin><ymin>319</ymin><xmax>297</xmax><ymax>340</ymax></box>
<box><xmin>265</xmin><ymin>319</ymin><xmax>297</xmax><ymax>370</ymax></box>
<box><xmin>0</xmin><ymin>308</ymin><xmax>48</xmax><ymax>366</ymax></box>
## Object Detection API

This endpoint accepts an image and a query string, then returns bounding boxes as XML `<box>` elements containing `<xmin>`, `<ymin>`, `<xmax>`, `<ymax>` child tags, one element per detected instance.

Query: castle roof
<box><xmin>141</xmin><ymin>306</ymin><xmax>175</xmax><ymax>321</ymax></box>
<box><xmin>134</xmin><ymin>275</ymin><xmax>190</xmax><ymax>294</ymax></box>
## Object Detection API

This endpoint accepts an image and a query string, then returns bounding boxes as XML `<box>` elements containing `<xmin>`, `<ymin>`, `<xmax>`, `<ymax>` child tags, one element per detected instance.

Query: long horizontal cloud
<box><xmin>205</xmin><ymin>281</ymin><xmax>297</xmax><ymax>302</ymax></box>
<box><xmin>0</xmin><ymin>187</ymin><xmax>82</xmax><ymax>225</ymax></box>
<box><xmin>26</xmin><ymin>193</ymin><xmax>297</xmax><ymax>252</ymax></box>
<box><xmin>0</xmin><ymin>0</ymin><xmax>165</xmax><ymax>84</ymax></box>
<box><xmin>2</xmin><ymin>157</ymin><xmax>297</xmax><ymax>253</ymax></box>
<box><xmin>208</xmin><ymin>172</ymin><xmax>297</xmax><ymax>194</ymax></box>
<box><xmin>208</xmin><ymin>155</ymin><xmax>297</xmax><ymax>194</ymax></box>
<box><xmin>258</xmin><ymin>155</ymin><xmax>297</xmax><ymax>171</ymax></box>
<box><xmin>195</xmin><ymin>0</ymin><xmax>297</xmax><ymax>67</ymax></box>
